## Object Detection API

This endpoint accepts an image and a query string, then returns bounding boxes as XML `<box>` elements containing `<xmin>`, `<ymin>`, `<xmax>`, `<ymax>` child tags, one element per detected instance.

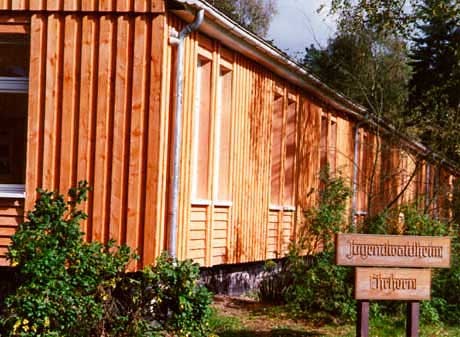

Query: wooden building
<box><xmin>0</xmin><ymin>0</ymin><xmax>457</xmax><ymax>269</ymax></box>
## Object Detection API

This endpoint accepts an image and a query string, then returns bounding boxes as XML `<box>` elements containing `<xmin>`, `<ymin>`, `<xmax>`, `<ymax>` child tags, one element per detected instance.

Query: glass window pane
<box><xmin>0</xmin><ymin>35</ymin><xmax>29</xmax><ymax>77</ymax></box>
<box><xmin>0</xmin><ymin>93</ymin><xmax>27</xmax><ymax>184</ymax></box>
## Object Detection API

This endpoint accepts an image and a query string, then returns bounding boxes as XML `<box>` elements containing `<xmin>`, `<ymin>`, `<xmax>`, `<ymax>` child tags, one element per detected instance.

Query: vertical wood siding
<box><xmin>0</xmin><ymin>199</ymin><xmax>24</xmax><ymax>265</ymax></box>
<box><xmin>166</xmin><ymin>13</ymin><xmax>458</xmax><ymax>267</ymax></box>
<box><xmin>0</xmin><ymin>0</ymin><xmax>164</xmax><ymax>12</ymax></box>
<box><xmin>25</xmin><ymin>12</ymin><xmax>166</xmax><ymax>269</ymax></box>
<box><xmin>0</xmin><ymin>8</ymin><xmax>457</xmax><ymax>268</ymax></box>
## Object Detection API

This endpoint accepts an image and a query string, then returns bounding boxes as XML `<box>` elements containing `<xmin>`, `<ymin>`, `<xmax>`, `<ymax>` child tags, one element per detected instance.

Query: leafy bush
<box><xmin>298</xmin><ymin>167</ymin><xmax>352</xmax><ymax>254</ymax></box>
<box><xmin>1</xmin><ymin>183</ymin><xmax>213</xmax><ymax>337</ymax></box>
<box><xmin>143</xmin><ymin>253</ymin><xmax>213</xmax><ymax>336</ymax></box>
<box><xmin>1</xmin><ymin>182</ymin><xmax>135</xmax><ymax>337</ymax></box>
<box><xmin>103</xmin><ymin>253</ymin><xmax>213</xmax><ymax>337</ymax></box>
<box><xmin>259</xmin><ymin>168</ymin><xmax>355</xmax><ymax>321</ymax></box>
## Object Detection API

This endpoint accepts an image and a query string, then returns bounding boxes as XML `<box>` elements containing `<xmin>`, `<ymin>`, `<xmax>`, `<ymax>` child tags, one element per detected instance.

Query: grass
<box><xmin>210</xmin><ymin>298</ymin><xmax>460</xmax><ymax>337</ymax></box>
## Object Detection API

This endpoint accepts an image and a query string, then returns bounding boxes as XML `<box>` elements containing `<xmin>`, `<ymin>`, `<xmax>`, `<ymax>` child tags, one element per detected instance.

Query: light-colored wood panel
<box><xmin>63</xmin><ymin>0</ymin><xmax>80</xmax><ymax>11</ymax></box>
<box><xmin>0</xmin><ymin>246</ymin><xmax>8</xmax><ymax>256</ymax></box>
<box><xmin>213</xmin><ymin>247</ymin><xmax>227</xmax><ymax>256</ymax></box>
<box><xmin>109</xmin><ymin>15</ymin><xmax>132</xmax><ymax>244</ymax></box>
<box><xmin>0</xmin><ymin>0</ymin><xmax>10</xmax><ymax>9</ymax></box>
<box><xmin>212</xmin><ymin>255</ymin><xmax>226</xmax><ymax>265</ymax></box>
<box><xmin>0</xmin><ymin>207</ymin><xmax>24</xmax><ymax>217</ymax></box>
<box><xmin>336</xmin><ymin>233</ymin><xmax>451</xmax><ymax>268</ymax></box>
<box><xmin>81</xmin><ymin>0</ymin><xmax>96</xmax><ymax>11</ymax></box>
<box><xmin>212</xmin><ymin>221</ymin><xmax>227</xmax><ymax>230</ymax></box>
<box><xmin>29</xmin><ymin>0</ymin><xmax>46</xmax><ymax>10</ymax></box>
<box><xmin>143</xmin><ymin>13</ymin><xmax>166</xmax><ymax>265</ymax></box>
<box><xmin>190</xmin><ymin>210</ymin><xmax>207</xmax><ymax>222</ymax></box>
<box><xmin>11</xmin><ymin>0</ymin><xmax>30</xmax><ymax>10</ymax></box>
<box><xmin>189</xmin><ymin>221</ymin><xmax>206</xmax><ymax>231</ymax></box>
<box><xmin>91</xmin><ymin>14</ymin><xmax>115</xmax><ymax>242</ymax></box>
<box><xmin>213</xmin><ymin>210</ymin><xmax>229</xmax><ymax>221</ymax></box>
<box><xmin>355</xmin><ymin>268</ymin><xmax>431</xmax><ymax>301</ymax></box>
<box><xmin>42</xmin><ymin>14</ymin><xmax>63</xmax><ymax>191</ymax></box>
<box><xmin>188</xmin><ymin>249</ymin><xmax>205</xmax><ymax>260</ymax></box>
<box><xmin>2</xmin><ymin>0</ymin><xmax>164</xmax><ymax>12</ymax></box>
<box><xmin>76</xmin><ymin>14</ymin><xmax>98</xmax><ymax>237</ymax></box>
<box><xmin>0</xmin><ymin>237</ymin><xmax>12</xmax><ymax>246</ymax></box>
<box><xmin>0</xmin><ymin>226</ymin><xmax>17</xmax><ymax>236</ymax></box>
<box><xmin>189</xmin><ymin>230</ymin><xmax>206</xmax><ymax>240</ymax></box>
<box><xmin>126</xmin><ymin>16</ymin><xmax>149</xmax><ymax>259</ymax></box>
<box><xmin>98</xmin><ymin>0</ymin><xmax>114</xmax><ymax>12</ymax></box>
<box><xmin>59</xmin><ymin>14</ymin><xmax>80</xmax><ymax>191</ymax></box>
<box><xmin>0</xmin><ymin>217</ymin><xmax>22</xmax><ymax>226</ymax></box>
<box><xmin>46</xmin><ymin>0</ymin><xmax>62</xmax><ymax>11</ymax></box>
<box><xmin>212</xmin><ymin>229</ymin><xmax>227</xmax><ymax>239</ymax></box>
<box><xmin>212</xmin><ymin>238</ymin><xmax>226</xmax><ymax>248</ymax></box>
<box><xmin>188</xmin><ymin>239</ymin><xmax>205</xmax><ymax>250</ymax></box>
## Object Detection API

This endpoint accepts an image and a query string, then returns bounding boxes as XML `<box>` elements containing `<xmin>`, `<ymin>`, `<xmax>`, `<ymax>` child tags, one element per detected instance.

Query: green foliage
<box><xmin>260</xmin><ymin>168</ymin><xmax>355</xmax><ymax>321</ymax></box>
<box><xmin>361</xmin><ymin>203</ymin><xmax>460</xmax><ymax>325</ymax></box>
<box><xmin>1</xmin><ymin>183</ymin><xmax>213</xmax><ymax>337</ymax></box>
<box><xmin>208</xmin><ymin>0</ymin><xmax>277</xmax><ymax>37</ymax></box>
<box><xmin>94</xmin><ymin>253</ymin><xmax>213</xmax><ymax>337</ymax></box>
<box><xmin>142</xmin><ymin>253</ymin><xmax>213</xmax><ymax>337</ymax></box>
<box><xmin>283</xmin><ymin>251</ymin><xmax>356</xmax><ymax>322</ymax></box>
<box><xmin>298</xmin><ymin>167</ymin><xmax>352</xmax><ymax>254</ymax></box>
<box><xmin>2</xmin><ymin>182</ymin><xmax>135</xmax><ymax>337</ymax></box>
<box><xmin>303</xmin><ymin>28</ymin><xmax>410</xmax><ymax>125</ymax></box>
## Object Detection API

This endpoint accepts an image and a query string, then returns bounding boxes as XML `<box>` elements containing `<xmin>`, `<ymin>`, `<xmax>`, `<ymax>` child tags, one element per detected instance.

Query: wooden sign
<box><xmin>355</xmin><ymin>268</ymin><xmax>431</xmax><ymax>301</ymax></box>
<box><xmin>336</xmin><ymin>233</ymin><xmax>451</xmax><ymax>268</ymax></box>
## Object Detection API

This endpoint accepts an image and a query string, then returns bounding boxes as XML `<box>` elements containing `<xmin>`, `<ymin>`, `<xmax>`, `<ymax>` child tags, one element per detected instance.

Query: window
<box><xmin>270</xmin><ymin>88</ymin><xmax>297</xmax><ymax>208</ymax></box>
<box><xmin>191</xmin><ymin>46</ymin><xmax>233</xmax><ymax>204</ymax></box>
<box><xmin>270</xmin><ymin>93</ymin><xmax>283</xmax><ymax>205</ymax></box>
<box><xmin>319</xmin><ymin>112</ymin><xmax>337</xmax><ymax>173</ymax></box>
<box><xmin>0</xmin><ymin>34</ymin><xmax>29</xmax><ymax>198</ymax></box>
<box><xmin>283</xmin><ymin>100</ymin><xmax>296</xmax><ymax>206</ymax></box>
<box><xmin>214</xmin><ymin>67</ymin><xmax>232</xmax><ymax>201</ymax></box>
<box><xmin>191</xmin><ymin>58</ymin><xmax>212</xmax><ymax>201</ymax></box>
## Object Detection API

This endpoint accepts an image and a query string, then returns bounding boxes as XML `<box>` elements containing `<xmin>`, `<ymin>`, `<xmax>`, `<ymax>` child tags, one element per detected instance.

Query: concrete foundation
<box><xmin>200</xmin><ymin>259</ymin><xmax>284</xmax><ymax>296</ymax></box>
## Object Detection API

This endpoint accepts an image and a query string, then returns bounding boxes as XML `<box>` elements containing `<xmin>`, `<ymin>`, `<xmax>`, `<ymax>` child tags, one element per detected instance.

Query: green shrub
<box><xmin>259</xmin><ymin>168</ymin><xmax>355</xmax><ymax>321</ymax></box>
<box><xmin>143</xmin><ymin>253</ymin><xmax>213</xmax><ymax>336</ymax></box>
<box><xmin>1</xmin><ymin>182</ymin><xmax>135</xmax><ymax>337</ymax></box>
<box><xmin>1</xmin><ymin>183</ymin><xmax>213</xmax><ymax>337</ymax></box>
<box><xmin>360</xmin><ymin>203</ymin><xmax>460</xmax><ymax>325</ymax></box>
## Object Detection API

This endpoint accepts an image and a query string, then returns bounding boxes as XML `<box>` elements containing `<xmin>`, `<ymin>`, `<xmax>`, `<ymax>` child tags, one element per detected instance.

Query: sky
<box><xmin>266</xmin><ymin>0</ymin><xmax>337</xmax><ymax>59</ymax></box>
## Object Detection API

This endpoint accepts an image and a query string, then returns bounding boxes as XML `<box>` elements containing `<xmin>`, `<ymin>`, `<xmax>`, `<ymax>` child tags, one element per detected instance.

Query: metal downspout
<box><xmin>168</xmin><ymin>9</ymin><xmax>205</xmax><ymax>258</ymax></box>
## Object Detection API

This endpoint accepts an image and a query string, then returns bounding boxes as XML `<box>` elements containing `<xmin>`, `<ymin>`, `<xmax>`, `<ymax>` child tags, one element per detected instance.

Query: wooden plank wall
<box><xmin>0</xmin><ymin>0</ymin><xmax>164</xmax><ymax>12</ymax></box>
<box><xmin>167</xmin><ymin>12</ymin><xmax>459</xmax><ymax>267</ymax></box>
<box><xmin>0</xmin><ymin>199</ymin><xmax>24</xmax><ymax>265</ymax></box>
<box><xmin>25</xmin><ymin>11</ymin><xmax>167</xmax><ymax>269</ymax></box>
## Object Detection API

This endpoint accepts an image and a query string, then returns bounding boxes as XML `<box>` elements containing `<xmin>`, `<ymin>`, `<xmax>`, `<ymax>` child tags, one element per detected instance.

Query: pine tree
<box><xmin>408</xmin><ymin>0</ymin><xmax>460</xmax><ymax>160</ymax></box>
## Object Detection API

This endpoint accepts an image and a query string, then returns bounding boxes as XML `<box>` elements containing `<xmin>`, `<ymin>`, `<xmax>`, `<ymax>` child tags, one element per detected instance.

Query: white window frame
<box><xmin>0</xmin><ymin>76</ymin><xmax>28</xmax><ymax>199</ymax></box>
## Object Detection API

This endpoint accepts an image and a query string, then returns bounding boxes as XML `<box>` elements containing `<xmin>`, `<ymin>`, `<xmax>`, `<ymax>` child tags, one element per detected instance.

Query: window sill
<box><xmin>191</xmin><ymin>199</ymin><xmax>233</xmax><ymax>207</ymax></box>
<box><xmin>269</xmin><ymin>205</ymin><xmax>282</xmax><ymax>211</ymax></box>
<box><xmin>0</xmin><ymin>184</ymin><xmax>25</xmax><ymax>199</ymax></box>
<box><xmin>269</xmin><ymin>205</ymin><xmax>296</xmax><ymax>211</ymax></box>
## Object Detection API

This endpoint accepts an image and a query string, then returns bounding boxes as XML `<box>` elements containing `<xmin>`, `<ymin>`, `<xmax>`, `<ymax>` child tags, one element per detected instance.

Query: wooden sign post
<box><xmin>336</xmin><ymin>233</ymin><xmax>451</xmax><ymax>337</ymax></box>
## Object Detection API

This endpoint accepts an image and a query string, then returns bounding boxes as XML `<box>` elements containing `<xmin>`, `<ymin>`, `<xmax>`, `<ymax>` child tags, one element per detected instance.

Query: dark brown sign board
<box><xmin>355</xmin><ymin>267</ymin><xmax>431</xmax><ymax>301</ymax></box>
<box><xmin>336</xmin><ymin>233</ymin><xmax>451</xmax><ymax>268</ymax></box>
